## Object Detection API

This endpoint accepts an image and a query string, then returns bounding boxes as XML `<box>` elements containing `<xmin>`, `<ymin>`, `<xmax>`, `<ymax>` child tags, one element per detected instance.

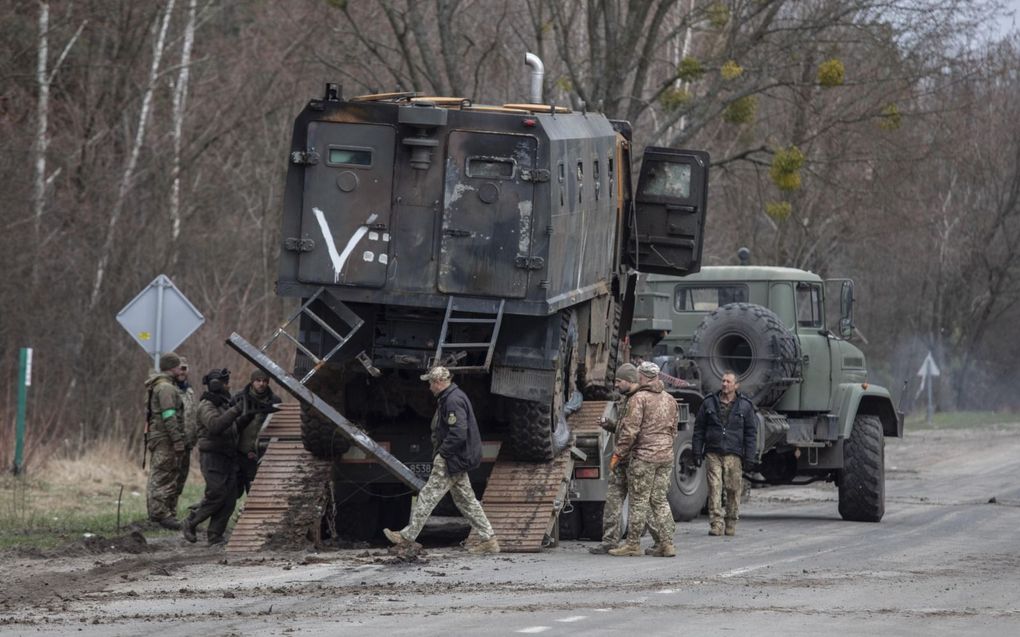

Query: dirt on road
<box><xmin>2</xmin><ymin>420</ymin><xmax>1019</xmax><ymax>635</ymax></box>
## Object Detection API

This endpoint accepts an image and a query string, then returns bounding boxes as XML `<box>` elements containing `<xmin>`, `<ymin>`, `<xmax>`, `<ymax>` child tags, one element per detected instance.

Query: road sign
<box><xmin>116</xmin><ymin>274</ymin><xmax>204</xmax><ymax>369</ymax></box>
<box><xmin>915</xmin><ymin>351</ymin><xmax>941</xmax><ymax>426</ymax></box>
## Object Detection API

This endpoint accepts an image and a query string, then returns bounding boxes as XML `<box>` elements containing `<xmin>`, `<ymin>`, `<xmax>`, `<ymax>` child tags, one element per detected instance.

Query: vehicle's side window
<box><xmin>558</xmin><ymin>161</ymin><xmax>565</xmax><ymax>207</ymax></box>
<box><xmin>674</xmin><ymin>285</ymin><xmax>748</xmax><ymax>311</ymax></box>
<box><xmin>796</xmin><ymin>283</ymin><xmax>823</xmax><ymax>328</ymax></box>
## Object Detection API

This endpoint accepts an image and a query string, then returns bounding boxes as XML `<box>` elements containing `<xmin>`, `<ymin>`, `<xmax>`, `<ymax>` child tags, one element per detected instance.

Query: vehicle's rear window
<box><xmin>328</xmin><ymin>147</ymin><xmax>373</xmax><ymax>166</ymax></box>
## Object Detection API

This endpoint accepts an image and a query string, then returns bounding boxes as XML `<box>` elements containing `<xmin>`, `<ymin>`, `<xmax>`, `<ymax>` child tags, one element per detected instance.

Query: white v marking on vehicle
<box><xmin>312</xmin><ymin>208</ymin><xmax>378</xmax><ymax>283</ymax></box>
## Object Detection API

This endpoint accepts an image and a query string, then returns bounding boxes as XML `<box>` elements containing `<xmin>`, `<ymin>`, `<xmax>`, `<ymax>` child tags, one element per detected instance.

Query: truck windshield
<box><xmin>674</xmin><ymin>285</ymin><xmax>748</xmax><ymax>311</ymax></box>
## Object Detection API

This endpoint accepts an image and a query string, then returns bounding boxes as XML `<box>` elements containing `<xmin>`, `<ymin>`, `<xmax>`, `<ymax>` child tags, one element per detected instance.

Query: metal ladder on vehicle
<box><xmin>432</xmin><ymin>296</ymin><xmax>505</xmax><ymax>372</ymax></box>
<box><xmin>259</xmin><ymin>286</ymin><xmax>364</xmax><ymax>384</ymax></box>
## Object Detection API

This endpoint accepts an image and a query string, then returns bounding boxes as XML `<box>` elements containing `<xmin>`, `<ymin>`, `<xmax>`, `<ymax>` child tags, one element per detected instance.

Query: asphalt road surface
<box><xmin>3</xmin><ymin>421</ymin><xmax>1019</xmax><ymax>635</ymax></box>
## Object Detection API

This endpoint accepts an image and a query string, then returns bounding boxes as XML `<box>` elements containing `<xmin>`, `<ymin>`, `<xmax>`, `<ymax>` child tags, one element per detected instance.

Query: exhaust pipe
<box><xmin>525</xmin><ymin>52</ymin><xmax>544</xmax><ymax>104</ymax></box>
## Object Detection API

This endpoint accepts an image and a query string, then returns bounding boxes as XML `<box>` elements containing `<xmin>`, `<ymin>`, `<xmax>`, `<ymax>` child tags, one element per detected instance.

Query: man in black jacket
<box><xmin>182</xmin><ymin>368</ymin><xmax>243</xmax><ymax>546</ymax></box>
<box><xmin>383</xmin><ymin>366</ymin><xmax>499</xmax><ymax>554</ymax></box>
<box><xmin>693</xmin><ymin>371</ymin><xmax>757</xmax><ymax>536</ymax></box>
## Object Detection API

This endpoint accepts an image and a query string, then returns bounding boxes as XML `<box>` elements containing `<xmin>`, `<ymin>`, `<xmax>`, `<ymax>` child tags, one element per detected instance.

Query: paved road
<box><xmin>3</xmin><ymin>422</ymin><xmax>1019</xmax><ymax>635</ymax></box>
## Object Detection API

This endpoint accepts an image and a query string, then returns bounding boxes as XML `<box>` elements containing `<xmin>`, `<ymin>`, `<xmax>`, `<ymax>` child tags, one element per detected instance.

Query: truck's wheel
<box><xmin>838</xmin><ymin>414</ymin><xmax>885</xmax><ymax>522</ymax></box>
<box><xmin>300</xmin><ymin>367</ymin><xmax>352</xmax><ymax>460</ymax></box>
<box><xmin>507</xmin><ymin>311</ymin><xmax>577</xmax><ymax>461</ymax></box>
<box><xmin>668</xmin><ymin>428</ymin><xmax>708</xmax><ymax>521</ymax></box>
<box><xmin>691</xmin><ymin>302</ymin><xmax>800</xmax><ymax>407</ymax></box>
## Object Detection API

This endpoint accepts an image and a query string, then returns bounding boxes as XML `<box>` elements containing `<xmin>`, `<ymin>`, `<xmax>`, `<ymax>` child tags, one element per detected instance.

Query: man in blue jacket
<box><xmin>384</xmin><ymin>366</ymin><xmax>499</xmax><ymax>554</ymax></box>
<box><xmin>693</xmin><ymin>371</ymin><xmax>757</xmax><ymax>536</ymax></box>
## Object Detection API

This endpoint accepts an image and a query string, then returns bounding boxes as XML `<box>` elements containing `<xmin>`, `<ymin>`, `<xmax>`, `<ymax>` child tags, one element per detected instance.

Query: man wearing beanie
<box><xmin>590</xmin><ymin>363</ymin><xmax>660</xmax><ymax>554</ymax></box>
<box><xmin>234</xmin><ymin>369</ymin><xmax>281</xmax><ymax>496</ymax></box>
<box><xmin>607</xmin><ymin>361</ymin><xmax>679</xmax><ymax>557</ymax></box>
<box><xmin>143</xmin><ymin>352</ymin><xmax>188</xmax><ymax>529</ymax></box>
<box><xmin>183</xmin><ymin>368</ymin><xmax>243</xmax><ymax>546</ymax></box>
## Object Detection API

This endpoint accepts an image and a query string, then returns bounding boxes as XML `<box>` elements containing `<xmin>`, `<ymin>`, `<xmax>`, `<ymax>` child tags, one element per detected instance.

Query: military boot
<box><xmin>709</xmin><ymin>521</ymin><xmax>724</xmax><ymax>536</ymax></box>
<box><xmin>181</xmin><ymin>517</ymin><xmax>197</xmax><ymax>543</ymax></box>
<box><xmin>383</xmin><ymin>528</ymin><xmax>408</xmax><ymax>545</ymax></box>
<box><xmin>649</xmin><ymin>542</ymin><xmax>677</xmax><ymax>558</ymax></box>
<box><xmin>724</xmin><ymin>520</ymin><xmax>736</xmax><ymax>536</ymax></box>
<box><xmin>589</xmin><ymin>543</ymin><xmax>615</xmax><ymax>555</ymax></box>
<box><xmin>468</xmin><ymin>537</ymin><xmax>500</xmax><ymax>554</ymax></box>
<box><xmin>608</xmin><ymin>542</ymin><xmax>642</xmax><ymax>556</ymax></box>
<box><xmin>157</xmin><ymin>517</ymin><xmax>182</xmax><ymax>531</ymax></box>
<box><xmin>643</xmin><ymin>544</ymin><xmax>660</xmax><ymax>556</ymax></box>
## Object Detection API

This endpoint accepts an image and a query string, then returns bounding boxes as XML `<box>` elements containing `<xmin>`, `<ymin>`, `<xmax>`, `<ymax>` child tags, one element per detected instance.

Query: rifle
<box><xmin>143</xmin><ymin>385</ymin><xmax>154</xmax><ymax>470</ymax></box>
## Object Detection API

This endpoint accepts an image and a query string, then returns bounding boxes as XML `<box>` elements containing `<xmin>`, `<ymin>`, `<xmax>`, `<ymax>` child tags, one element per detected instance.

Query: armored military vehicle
<box><xmin>251</xmin><ymin>54</ymin><xmax>710</xmax><ymax>536</ymax></box>
<box><xmin>630</xmin><ymin>266</ymin><xmax>903</xmax><ymax>522</ymax></box>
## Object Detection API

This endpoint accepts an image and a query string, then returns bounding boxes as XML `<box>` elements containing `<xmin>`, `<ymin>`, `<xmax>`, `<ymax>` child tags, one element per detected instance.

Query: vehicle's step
<box><xmin>226</xmin><ymin>436</ymin><xmax>331</xmax><ymax>554</ymax></box>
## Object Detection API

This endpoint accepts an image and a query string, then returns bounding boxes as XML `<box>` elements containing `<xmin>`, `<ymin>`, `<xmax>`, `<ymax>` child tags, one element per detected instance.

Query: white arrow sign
<box><xmin>915</xmin><ymin>351</ymin><xmax>940</xmax><ymax>425</ymax></box>
<box><xmin>918</xmin><ymin>352</ymin><xmax>941</xmax><ymax>378</ymax></box>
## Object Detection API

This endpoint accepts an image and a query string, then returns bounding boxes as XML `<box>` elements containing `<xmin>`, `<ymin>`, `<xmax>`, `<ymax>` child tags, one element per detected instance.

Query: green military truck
<box><xmin>629</xmin><ymin>266</ymin><xmax>903</xmax><ymax>522</ymax></box>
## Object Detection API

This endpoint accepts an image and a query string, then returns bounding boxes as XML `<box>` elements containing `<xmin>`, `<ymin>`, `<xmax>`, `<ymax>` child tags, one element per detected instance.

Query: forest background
<box><xmin>1</xmin><ymin>0</ymin><xmax>1018</xmax><ymax>469</ymax></box>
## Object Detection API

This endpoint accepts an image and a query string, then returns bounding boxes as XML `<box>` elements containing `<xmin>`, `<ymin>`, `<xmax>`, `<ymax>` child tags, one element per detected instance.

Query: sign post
<box><xmin>916</xmin><ymin>352</ymin><xmax>941</xmax><ymax>427</ymax></box>
<box><xmin>12</xmin><ymin>347</ymin><xmax>31</xmax><ymax>475</ymax></box>
<box><xmin>116</xmin><ymin>274</ymin><xmax>205</xmax><ymax>369</ymax></box>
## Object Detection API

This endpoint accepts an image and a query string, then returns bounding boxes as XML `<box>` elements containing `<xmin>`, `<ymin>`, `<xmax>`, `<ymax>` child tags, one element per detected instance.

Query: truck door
<box><xmin>624</xmin><ymin>147</ymin><xmax>708</xmax><ymax>276</ymax></box>
<box><xmin>794</xmin><ymin>282</ymin><xmax>833</xmax><ymax>411</ymax></box>
<box><xmin>298</xmin><ymin>122</ymin><xmax>394</xmax><ymax>287</ymax></box>
<box><xmin>439</xmin><ymin>131</ymin><xmax>535</xmax><ymax>298</ymax></box>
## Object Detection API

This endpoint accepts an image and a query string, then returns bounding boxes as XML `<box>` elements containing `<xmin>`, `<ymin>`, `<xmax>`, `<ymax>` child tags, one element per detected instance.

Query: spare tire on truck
<box><xmin>691</xmin><ymin>303</ymin><xmax>800</xmax><ymax>408</ymax></box>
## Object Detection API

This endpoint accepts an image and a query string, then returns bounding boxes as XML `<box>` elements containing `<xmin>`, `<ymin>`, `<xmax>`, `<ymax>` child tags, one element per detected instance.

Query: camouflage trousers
<box><xmin>623</xmin><ymin>458</ymin><xmax>674</xmax><ymax>546</ymax></box>
<box><xmin>147</xmin><ymin>438</ymin><xmax>185</xmax><ymax>520</ymax></box>
<box><xmin>170</xmin><ymin>447</ymin><xmax>191</xmax><ymax>515</ymax></box>
<box><xmin>706</xmin><ymin>452</ymin><xmax>743</xmax><ymax>525</ymax></box>
<box><xmin>400</xmin><ymin>455</ymin><xmax>494</xmax><ymax>542</ymax></box>
<box><xmin>602</xmin><ymin>463</ymin><xmax>660</xmax><ymax>546</ymax></box>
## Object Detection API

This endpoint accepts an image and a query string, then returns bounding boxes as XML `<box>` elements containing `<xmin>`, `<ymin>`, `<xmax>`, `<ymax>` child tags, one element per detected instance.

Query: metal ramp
<box><xmin>227</xmin><ymin>404</ymin><xmax>331</xmax><ymax>554</ymax></box>
<box><xmin>432</xmin><ymin>296</ymin><xmax>505</xmax><ymax>372</ymax></box>
<box><xmin>468</xmin><ymin>401</ymin><xmax>608</xmax><ymax>552</ymax></box>
<box><xmin>226</xmin><ymin>332</ymin><xmax>425</xmax><ymax>492</ymax></box>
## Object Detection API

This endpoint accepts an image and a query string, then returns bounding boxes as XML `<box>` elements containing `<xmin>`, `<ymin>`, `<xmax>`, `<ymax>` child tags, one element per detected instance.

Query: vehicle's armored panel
<box><xmin>277</xmin><ymin>96</ymin><xmax>621</xmax><ymax>318</ymax></box>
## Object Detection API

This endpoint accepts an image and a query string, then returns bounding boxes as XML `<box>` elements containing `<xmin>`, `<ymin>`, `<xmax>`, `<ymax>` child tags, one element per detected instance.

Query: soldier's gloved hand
<box><xmin>610</xmin><ymin>453</ymin><xmax>621</xmax><ymax>471</ymax></box>
<box><xmin>173</xmin><ymin>440</ymin><xmax>186</xmax><ymax>454</ymax></box>
<box><xmin>247</xmin><ymin>451</ymin><xmax>257</xmax><ymax>460</ymax></box>
<box><xmin>692</xmin><ymin>454</ymin><xmax>703</xmax><ymax>468</ymax></box>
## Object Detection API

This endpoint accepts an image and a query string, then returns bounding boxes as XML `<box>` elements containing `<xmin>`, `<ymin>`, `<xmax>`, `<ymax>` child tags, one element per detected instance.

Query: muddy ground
<box><xmin>2</xmin><ymin>421</ymin><xmax>1019</xmax><ymax>635</ymax></box>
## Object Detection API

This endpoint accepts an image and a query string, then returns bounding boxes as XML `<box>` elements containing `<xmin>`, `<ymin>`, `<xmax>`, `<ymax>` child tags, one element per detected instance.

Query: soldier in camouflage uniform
<box><xmin>144</xmin><ymin>351</ymin><xmax>188</xmax><ymax>529</ymax></box>
<box><xmin>589</xmin><ymin>363</ymin><xmax>661</xmax><ymax>554</ymax></box>
<box><xmin>384</xmin><ymin>367</ymin><xmax>499</xmax><ymax>554</ymax></box>
<box><xmin>608</xmin><ymin>362</ymin><xmax>679</xmax><ymax>557</ymax></box>
<box><xmin>170</xmin><ymin>357</ymin><xmax>196</xmax><ymax>516</ymax></box>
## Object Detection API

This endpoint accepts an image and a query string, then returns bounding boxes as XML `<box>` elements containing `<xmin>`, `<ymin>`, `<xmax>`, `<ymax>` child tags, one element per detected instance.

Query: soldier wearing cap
<box><xmin>383</xmin><ymin>366</ymin><xmax>500</xmax><ymax>554</ymax></box>
<box><xmin>234</xmin><ymin>369</ymin><xmax>281</xmax><ymax>496</ymax></box>
<box><xmin>144</xmin><ymin>351</ymin><xmax>188</xmax><ymax>529</ymax></box>
<box><xmin>607</xmin><ymin>361</ymin><xmax>679</xmax><ymax>557</ymax></box>
<box><xmin>589</xmin><ymin>363</ymin><xmax>661</xmax><ymax>554</ymax></box>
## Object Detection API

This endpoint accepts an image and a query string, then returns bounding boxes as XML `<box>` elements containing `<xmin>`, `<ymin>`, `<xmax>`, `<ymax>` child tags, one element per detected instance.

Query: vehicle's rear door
<box><xmin>624</xmin><ymin>147</ymin><xmax>708</xmax><ymax>276</ymax></box>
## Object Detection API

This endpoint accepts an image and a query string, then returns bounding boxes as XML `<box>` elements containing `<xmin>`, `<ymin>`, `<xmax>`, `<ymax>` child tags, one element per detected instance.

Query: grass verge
<box><xmin>905</xmin><ymin>410</ymin><xmax>1020</xmax><ymax>431</ymax></box>
<box><xmin>1</xmin><ymin>441</ymin><xmax>206</xmax><ymax>550</ymax></box>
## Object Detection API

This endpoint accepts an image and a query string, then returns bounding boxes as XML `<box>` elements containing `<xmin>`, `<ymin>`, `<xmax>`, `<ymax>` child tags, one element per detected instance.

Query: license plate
<box><xmin>408</xmin><ymin>462</ymin><xmax>433</xmax><ymax>478</ymax></box>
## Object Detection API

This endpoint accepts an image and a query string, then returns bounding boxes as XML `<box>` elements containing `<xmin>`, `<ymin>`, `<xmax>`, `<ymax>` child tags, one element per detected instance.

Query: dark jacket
<box><xmin>693</xmin><ymin>391</ymin><xmax>757</xmax><ymax>461</ymax></box>
<box><xmin>195</xmin><ymin>390</ymin><xmax>243</xmax><ymax>456</ymax></box>
<box><xmin>432</xmin><ymin>383</ymin><xmax>482</xmax><ymax>476</ymax></box>
<box><xmin>233</xmin><ymin>384</ymin><xmax>282</xmax><ymax>456</ymax></box>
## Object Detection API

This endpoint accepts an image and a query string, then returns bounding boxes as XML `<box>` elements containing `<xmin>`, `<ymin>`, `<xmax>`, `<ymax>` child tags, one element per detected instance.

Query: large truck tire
<box><xmin>668</xmin><ymin>428</ymin><xmax>708</xmax><ymax>521</ymax></box>
<box><xmin>691</xmin><ymin>302</ymin><xmax>800</xmax><ymax>407</ymax></box>
<box><xmin>838</xmin><ymin>414</ymin><xmax>885</xmax><ymax>522</ymax></box>
<box><xmin>507</xmin><ymin>311</ymin><xmax>577</xmax><ymax>461</ymax></box>
<box><xmin>299</xmin><ymin>367</ymin><xmax>352</xmax><ymax>460</ymax></box>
